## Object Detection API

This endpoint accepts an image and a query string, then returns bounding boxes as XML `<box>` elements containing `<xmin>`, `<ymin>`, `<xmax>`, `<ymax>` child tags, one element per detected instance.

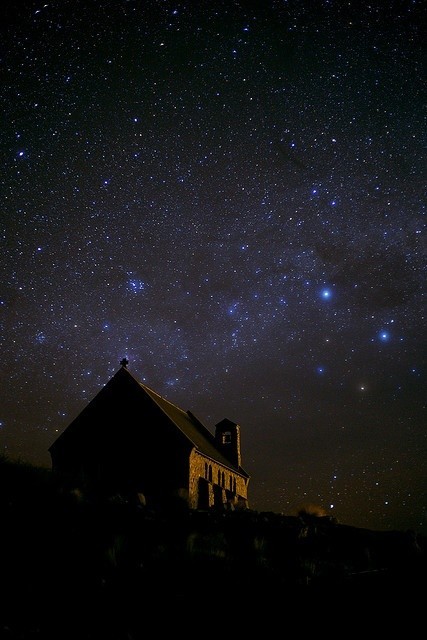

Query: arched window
<box><xmin>208</xmin><ymin>466</ymin><xmax>212</xmax><ymax>482</ymax></box>
<box><xmin>222</xmin><ymin>472</ymin><xmax>225</xmax><ymax>487</ymax></box>
<box><xmin>217</xmin><ymin>470</ymin><xmax>221</xmax><ymax>485</ymax></box>
<box><xmin>204</xmin><ymin>463</ymin><xmax>208</xmax><ymax>479</ymax></box>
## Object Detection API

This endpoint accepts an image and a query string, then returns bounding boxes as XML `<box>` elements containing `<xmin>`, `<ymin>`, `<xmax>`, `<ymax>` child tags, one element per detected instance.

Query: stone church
<box><xmin>49</xmin><ymin>360</ymin><xmax>250</xmax><ymax>510</ymax></box>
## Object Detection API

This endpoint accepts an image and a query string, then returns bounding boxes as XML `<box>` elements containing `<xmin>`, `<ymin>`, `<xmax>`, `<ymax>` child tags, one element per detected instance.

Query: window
<box><xmin>222</xmin><ymin>431</ymin><xmax>232</xmax><ymax>444</ymax></box>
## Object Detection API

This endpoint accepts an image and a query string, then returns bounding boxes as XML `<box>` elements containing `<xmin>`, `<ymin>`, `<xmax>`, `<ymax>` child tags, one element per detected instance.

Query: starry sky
<box><xmin>1</xmin><ymin>0</ymin><xmax>426</xmax><ymax>533</ymax></box>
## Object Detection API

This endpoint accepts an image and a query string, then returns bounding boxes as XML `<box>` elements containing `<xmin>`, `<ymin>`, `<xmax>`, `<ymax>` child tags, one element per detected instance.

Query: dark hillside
<box><xmin>0</xmin><ymin>456</ymin><xmax>424</xmax><ymax>637</ymax></box>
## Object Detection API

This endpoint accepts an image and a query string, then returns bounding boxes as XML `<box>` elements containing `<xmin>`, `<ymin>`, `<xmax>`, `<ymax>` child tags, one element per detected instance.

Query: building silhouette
<box><xmin>49</xmin><ymin>360</ymin><xmax>250</xmax><ymax>510</ymax></box>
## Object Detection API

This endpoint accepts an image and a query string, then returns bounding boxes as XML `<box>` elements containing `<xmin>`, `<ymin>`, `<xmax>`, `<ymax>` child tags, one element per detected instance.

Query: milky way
<box><xmin>1</xmin><ymin>0</ymin><xmax>425</xmax><ymax>532</ymax></box>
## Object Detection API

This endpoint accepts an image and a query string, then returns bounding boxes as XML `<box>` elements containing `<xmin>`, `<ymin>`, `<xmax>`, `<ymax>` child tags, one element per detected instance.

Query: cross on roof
<box><xmin>120</xmin><ymin>357</ymin><xmax>129</xmax><ymax>368</ymax></box>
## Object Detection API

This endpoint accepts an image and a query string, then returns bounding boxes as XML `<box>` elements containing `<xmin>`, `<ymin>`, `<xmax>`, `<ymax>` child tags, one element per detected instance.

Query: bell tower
<box><xmin>215</xmin><ymin>418</ymin><xmax>241</xmax><ymax>468</ymax></box>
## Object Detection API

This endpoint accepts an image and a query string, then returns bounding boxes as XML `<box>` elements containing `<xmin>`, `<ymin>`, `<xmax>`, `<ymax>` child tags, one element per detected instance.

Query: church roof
<box><xmin>50</xmin><ymin>364</ymin><xmax>249</xmax><ymax>478</ymax></box>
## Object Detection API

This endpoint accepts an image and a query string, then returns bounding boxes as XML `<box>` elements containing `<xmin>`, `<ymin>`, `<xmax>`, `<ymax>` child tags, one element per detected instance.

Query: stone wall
<box><xmin>188</xmin><ymin>449</ymin><xmax>248</xmax><ymax>509</ymax></box>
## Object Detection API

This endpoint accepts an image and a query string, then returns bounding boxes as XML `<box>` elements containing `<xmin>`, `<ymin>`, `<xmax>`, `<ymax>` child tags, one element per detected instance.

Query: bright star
<box><xmin>320</xmin><ymin>288</ymin><xmax>332</xmax><ymax>300</ymax></box>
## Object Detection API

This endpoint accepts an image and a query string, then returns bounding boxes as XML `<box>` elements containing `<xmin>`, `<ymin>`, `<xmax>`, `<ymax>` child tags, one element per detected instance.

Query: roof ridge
<box><xmin>138</xmin><ymin>381</ymin><xmax>190</xmax><ymax>417</ymax></box>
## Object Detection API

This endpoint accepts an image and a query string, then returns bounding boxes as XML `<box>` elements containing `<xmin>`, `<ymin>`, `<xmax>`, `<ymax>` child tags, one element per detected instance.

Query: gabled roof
<box><xmin>50</xmin><ymin>365</ymin><xmax>249</xmax><ymax>479</ymax></box>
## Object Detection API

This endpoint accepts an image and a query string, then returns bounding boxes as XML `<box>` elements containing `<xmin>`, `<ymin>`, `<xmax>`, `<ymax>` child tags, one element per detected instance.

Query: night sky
<box><xmin>1</xmin><ymin>0</ymin><xmax>426</xmax><ymax>533</ymax></box>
